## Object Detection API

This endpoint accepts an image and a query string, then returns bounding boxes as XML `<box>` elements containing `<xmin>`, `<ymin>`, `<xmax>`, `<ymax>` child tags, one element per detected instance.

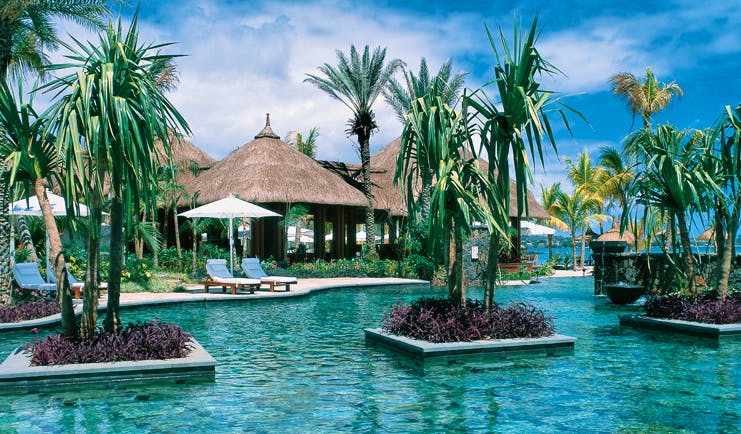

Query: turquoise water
<box><xmin>0</xmin><ymin>278</ymin><xmax>739</xmax><ymax>433</ymax></box>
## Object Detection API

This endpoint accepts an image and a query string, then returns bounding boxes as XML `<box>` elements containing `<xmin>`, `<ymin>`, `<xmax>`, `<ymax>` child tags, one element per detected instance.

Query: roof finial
<box><xmin>255</xmin><ymin>113</ymin><xmax>280</xmax><ymax>139</ymax></box>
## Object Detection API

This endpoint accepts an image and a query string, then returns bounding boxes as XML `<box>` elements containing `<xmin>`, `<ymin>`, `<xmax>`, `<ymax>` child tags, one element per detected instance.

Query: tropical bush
<box><xmin>0</xmin><ymin>301</ymin><xmax>60</xmax><ymax>323</ymax></box>
<box><xmin>645</xmin><ymin>293</ymin><xmax>741</xmax><ymax>324</ymax></box>
<box><xmin>382</xmin><ymin>297</ymin><xmax>555</xmax><ymax>343</ymax></box>
<box><xmin>27</xmin><ymin>321</ymin><xmax>193</xmax><ymax>365</ymax></box>
<box><xmin>263</xmin><ymin>258</ymin><xmax>419</xmax><ymax>279</ymax></box>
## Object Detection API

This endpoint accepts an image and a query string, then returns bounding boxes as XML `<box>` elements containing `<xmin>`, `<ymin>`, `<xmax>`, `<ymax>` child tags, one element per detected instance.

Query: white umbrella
<box><xmin>179</xmin><ymin>195</ymin><xmax>281</xmax><ymax>272</ymax></box>
<box><xmin>287</xmin><ymin>226</ymin><xmax>314</xmax><ymax>243</ymax></box>
<box><xmin>520</xmin><ymin>220</ymin><xmax>556</xmax><ymax>236</ymax></box>
<box><xmin>9</xmin><ymin>190</ymin><xmax>92</xmax><ymax>270</ymax></box>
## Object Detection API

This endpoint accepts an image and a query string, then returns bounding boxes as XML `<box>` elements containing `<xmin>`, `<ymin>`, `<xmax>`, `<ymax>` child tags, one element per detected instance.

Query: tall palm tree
<box><xmin>599</xmin><ymin>146</ymin><xmax>635</xmax><ymax>229</ymax></box>
<box><xmin>0</xmin><ymin>80</ymin><xmax>77</xmax><ymax>335</ymax></box>
<box><xmin>628</xmin><ymin>125</ymin><xmax>713</xmax><ymax>296</ymax></box>
<box><xmin>464</xmin><ymin>17</ymin><xmax>584</xmax><ymax>307</ymax></box>
<box><xmin>564</xmin><ymin>149</ymin><xmax>607</xmax><ymax>236</ymax></box>
<box><xmin>0</xmin><ymin>159</ymin><xmax>12</xmax><ymax>305</ymax></box>
<box><xmin>550</xmin><ymin>189</ymin><xmax>603</xmax><ymax>271</ymax></box>
<box><xmin>609</xmin><ymin>68</ymin><xmax>683</xmax><ymax>130</ymax></box>
<box><xmin>0</xmin><ymin>0</ymin><xmax>110</xmax><ymax>304</ymax></box>
<box><xmin>44</xmin><ymin>15</ymin><xmax>190</xmax><ymax>337</ymax></box>
<box><xmin>0</xmin><ymin>0</ymin><xmax>109</xmax><ymax>80</ymax></box>
<box><xmin>285</xmin><ymin>127</ymin><xmax>319</xmax><ymax>159</ymax></box>
<box><xmin>305</xmin><ymin>45</ymin><xmax>402</xmax><ymax>258</ymax></box>
<box><xmin>540</xmin><ymin>182</ymin><xmax>568</xmax><ymax>260</ymax></box>
<box><xmin>386</xmin><ymin>58</ymin><xmax>466</xmax><ymax>225</ymax></box>
<box><xmin>403</xmin><ymin>96</ymin><xmax>502</xmax><ymax>304</ymax></box>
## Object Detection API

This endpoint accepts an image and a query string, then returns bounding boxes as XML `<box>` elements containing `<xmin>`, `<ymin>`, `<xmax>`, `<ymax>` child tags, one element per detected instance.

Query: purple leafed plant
<box><xmin>645</xmin><ymin>293</ymin><xmax>741</xmax><ymax>324</ymax></box>
<box><xmin>382</xmin><ymin>297</ymin><xmax>555</xmax><ymax>343</ymax></box>
<box><xmin>27</xmin><ymin>321</ymin><xmax>194</xmax><ymax>366</ymax></box>
<box><xmin>0</xmin><ymin>301</ymin><xmax>60</xmax><ymax>323</ymax></box>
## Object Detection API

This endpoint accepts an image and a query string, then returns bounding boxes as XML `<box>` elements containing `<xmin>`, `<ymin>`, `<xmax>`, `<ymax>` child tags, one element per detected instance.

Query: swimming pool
<box><xmin>0</xmin><ymin>277</ymin><xmax>738</xmax><ymax>432</ymax></box>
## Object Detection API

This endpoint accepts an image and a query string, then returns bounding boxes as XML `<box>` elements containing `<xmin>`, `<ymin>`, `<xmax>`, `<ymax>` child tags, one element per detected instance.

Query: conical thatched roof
<box><xmin>697</xmin><ymin>227</ymin><xmax>715</xmax><ymax>241</ymax></box>
<box><xmin>185</xmin><ymin>116</ymin><xmax>367</xmax><ymax>206</ymax></box>
<box><xmin>369</xmin><ymin>138</ymin><xmax>550</xmax><ymax>219</ymax></box>
<box><xmin>596</xmin><ymin>227</ymin><xmax>636</xmax><ymax>244</ymax></box>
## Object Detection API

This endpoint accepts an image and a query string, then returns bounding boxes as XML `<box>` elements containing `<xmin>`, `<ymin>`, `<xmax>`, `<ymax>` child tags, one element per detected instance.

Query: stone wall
<box><xmin>595</xmin><ymin>252</ymin><xmax>740</xmax><ymax>294</ymax></box>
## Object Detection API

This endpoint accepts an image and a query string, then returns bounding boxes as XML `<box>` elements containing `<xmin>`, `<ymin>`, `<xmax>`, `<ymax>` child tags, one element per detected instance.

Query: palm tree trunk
<box><xmin>104</xmin><ymin>192</ymin><xmax>124</xmax><ymax>333</ymax></box>
<box><xmin>80</xmin><ymin>203</ymin><xmax>102</xmax><ymax>340</ymax></box>
<box><xmin>152</xmin><ymin>208</ymin><xmax>159</xmax><ymax>268</ymax></box>
<box><xmin>676</xmin><ymin>211</ymin><xmax>696</xmax><ymax>296</ymax></box>
<box><xmin>571</xmin><ymin>229</ymin><xmax>578</xmax><ymax>271</ymax></box>
<box><xmin>16</xmin><ymin>217</ymin><xmax>39</xmax><ymax>263</ymax></box>
<box><xmin>359</xmin><ymin>133</ymin><xmax>376</xmax><ymax>259</ymax></box>
<box><xmin>418</xmin><ymin>170</ymin><xmax>433</xmax><ymax>223</ymax></box>
<box><xmin>34</xmin><ymin>180</ymin><xmax>76</xmax><ymax>336</ymax></box>
<box><xmin>294</xmin><ymin>218</ymin><xmax>302</xmax><ymax>251</ymax></box>
<box><xmin>716</xmin><ymin>195</ymin><xmax>741</xmax><ymax>299</ymax></box>
<box><xmin>580</xmin><ymin>224</ymin><xmax>587</xmax><ymax>270</ymax></box>
<box><xmin>484</xmin><ymin>232</ymin><xmax>499</xmax><ymax>308</ymax></box>
<box><xmin>448</xmin><ymin>223</ymin><xmax>464</xmax><ymax>305</ymax></box>
<box><xmin>0</xmin><ymin>161</ymin><xmax>12</xmax><ymax>306</ymax></box>
<box><xmin>192</xmin><ymin>219</ymin><xmax>198</xmax><ymax>276</ymax></box>
<box><xmin>172</xmin><ymin>200</ymin><xmax>182</xmax><ymax>260</ymax></box>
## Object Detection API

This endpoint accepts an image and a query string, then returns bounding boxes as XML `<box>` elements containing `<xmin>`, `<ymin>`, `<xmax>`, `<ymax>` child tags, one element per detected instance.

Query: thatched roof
<box><xmin>367</xmin><ymin>137</ymin><xmax>550</xmax><ymax>219</ymax></box>
<box><xmin>597</xmin><ymin>227</ymin><xmax>636</xmax><ymax>244</ymax></box>
<box><xmin>156</xmin><ymin>134</ymin><xmax>217</xmax><ymax>187</ymax></box>
<box><xmin>697</xmin><ymin>227</ymin><xmax>716</xmax><ymax>241</ymax></box>
<box><xmin>184</xmin><ymin>116</ymin><xmax>368</xmax><ymax>207</ymax></box>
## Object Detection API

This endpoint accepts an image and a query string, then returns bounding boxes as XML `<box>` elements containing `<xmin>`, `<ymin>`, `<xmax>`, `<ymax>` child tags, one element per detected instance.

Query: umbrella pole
<box><xmin>229</xmin><ymin>217</ymin><xmax>234</xmax><ymax>273</ymax></box>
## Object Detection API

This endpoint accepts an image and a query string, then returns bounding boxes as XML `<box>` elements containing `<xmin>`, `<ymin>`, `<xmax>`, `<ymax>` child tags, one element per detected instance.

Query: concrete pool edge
<box><xmin>364</xmin><ymin>328</ymin><xmax>576</xmax><ymax>361</ymax></box>
<box><xmin>619</xmin><ymin>314</ymin><xmax>741</xmax><ymax>341</ymax></box>
<box><xmin>0</xmin><ymin>338</ymin><xmax>215</xmax><ymax>392</ymax></box>
<box><xmin>0</xmin><ymin>278</ymin><xmax>430</xmax><ymax>332</ymax></box>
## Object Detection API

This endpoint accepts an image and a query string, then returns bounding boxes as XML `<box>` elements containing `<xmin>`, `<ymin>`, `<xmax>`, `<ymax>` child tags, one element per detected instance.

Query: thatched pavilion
<box><xmin>185</xmin><ymin>115</ymin><xmax>367</xmax><ymax>261</ymax></box>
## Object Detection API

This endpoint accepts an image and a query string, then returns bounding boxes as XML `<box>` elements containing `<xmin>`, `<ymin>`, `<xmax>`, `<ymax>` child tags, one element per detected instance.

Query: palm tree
<box><xmin>609</xmin><ymin>68</ymin><xmax>683</xmax><ymax>130</ymax></box>
<box><xmin>386</xmin><ymin>58</ymin><xmax>466</xmax><ymax>225</ymax></box>
<box><xmin>0</xmin><ymin>158</ymin><xmax>11</xmax><ymax>305</ymax></box>
<box><xmin>0</xmin><ymin>1</ymin><xmax>109</xmax><ymax>299</ymax></box>
<box><xmin>565</xmin><ymin>149</ymin><xmax>607</xmax><ymax>236</ymax></box>
<box><xmin>0</xmin><ymin>0</ymin><xmax>109</xmax><ymax>80</ymax></box>
<box><xmin>540</xmin><ymin>182</ymin><xmax>569</xmax><ymax>260</ymax></box>
<box><xmin>599</xmin><ymin>146</ymin><xmax>635</xmax><ymax>229</ymax></box>
<box><xmin>305</xmin><ymin>45</ymin><xmax>402</xmax><ymax>258</ymax></box>
<box><xmin>44</xmin><ymin>15</ymin><xmax>189</xmax><ymax>337</ymax></box>
<box><xmin>464</xmin><ymin>17</ymin><xmax>584</xmax><ymax>306</ymax></box>
<box><xmin>285</xmin><ymin>128</ymin><xmax>319</xmax><ymax>159</ymax></box>
<box><xmin>628</xmin><ymin>125</ymin><xmax>713</xmax><ymax>296</ymax></box>
<box><xmin>403</xmin><ymin>96</ymin><xmax>501</xmax><ymax>304</ymax></box>
<box><xmin>550</xmin><ymin>189</ymin><xmax>603</xmax><ymax>271</ymax></box>
<box><xmin>0</xmin><ymin>80</ymin><xmax>76</xmax><ymax>335</ymax></box>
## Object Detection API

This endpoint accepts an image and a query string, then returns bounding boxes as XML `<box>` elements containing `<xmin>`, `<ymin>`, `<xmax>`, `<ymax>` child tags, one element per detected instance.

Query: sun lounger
<box><xmin>46</xmin><ymin>266</ymin><xmax>86</xmax><ymax>300</ymax></box>
<box><xmin>205</xmin><ymin>259</ymin><xmax>260</xmax><ymax>295</ymax></box>
<box><xmin>13</xmin><ymin>262</ymin><xmax>57</xmax><ymax>295</ymax></box>
<box><xmin>241</xmin><ymin>258</ymin><xmax>297</xmax><ymax>292</ymax></box>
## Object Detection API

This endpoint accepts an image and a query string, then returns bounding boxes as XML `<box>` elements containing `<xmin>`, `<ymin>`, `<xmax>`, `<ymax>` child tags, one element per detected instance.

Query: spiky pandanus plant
<box><xmin>305</xmin><ymin>45</ymin><xmax>402</xmax><ymax>258</ymax></box>
<box><xmin>385</xmin><ymin>58</ymin><xmax>466</xmax><ymax>229</ymax></box>
<box><xmin>627</xmin><ymin>125</ymin><xmax>715</xmax><ymax>297</ymax></box>
<box><xmin>464</xmin><ymin>17</ymin><xmax>584</xmax><ymax>307</ymax></box>
<box><xmin>400</xmin><ymin>96</ymin><xmax>503</xmax><ymax>304</ymax></box>
<box><xmin>44</xmin><ymin>14</ymin><xmax>189</xmax><ymax>337</ymax></box>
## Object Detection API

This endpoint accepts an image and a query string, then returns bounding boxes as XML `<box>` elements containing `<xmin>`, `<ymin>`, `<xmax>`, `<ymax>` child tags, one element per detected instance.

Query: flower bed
<box><xmin>26</xmin><ymin>321</ymin><xmax>193</xmax><ymax>366</ymax></box>
<box><xmin>382</xmin><ymin>297</ymin><xmax>555</xmax><ymax>343</ymax></box>
<box><xmin>0</xmin><ymin>301</ymin><xmax>60</xmax><ymax>323</ymax></box>
<box><xmin>645</xmin><ymin>293</ymin><xmax>741</xmax><ymax>325</ymax></box>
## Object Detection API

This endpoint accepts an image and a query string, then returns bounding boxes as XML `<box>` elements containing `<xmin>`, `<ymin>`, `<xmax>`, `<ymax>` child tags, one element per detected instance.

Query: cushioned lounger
<box><xmin>241</xmin><ymin>258</ymin><xmax>297</xmax><ymax>292</ymax></box>
<box><xmin>13</xmin><ymin>262</ymin><xmax>57</xmax><ymax>295</ymax></box>
<box><xmin>205</xmin><ymin>259</ymin><xmax>260</xmax><ymax>295</ymax></box>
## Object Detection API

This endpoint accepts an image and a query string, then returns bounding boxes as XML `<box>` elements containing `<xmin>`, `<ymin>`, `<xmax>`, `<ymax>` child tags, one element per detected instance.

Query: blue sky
<box><xmin>47</xmin><ymin>0</ymin><xmax>740</xmax><ymax>198</ymax></box>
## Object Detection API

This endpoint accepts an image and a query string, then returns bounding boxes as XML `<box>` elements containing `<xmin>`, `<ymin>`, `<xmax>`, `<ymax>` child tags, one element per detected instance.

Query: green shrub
<box><xmin>120</xmin><ymin>281</ymin><xmax>146</xmax><ymax>293</ymax></box>
<box><xmin>146</xmin><ymin>277</ymin><xmax>175</xmax><ymax>293</ymax></box>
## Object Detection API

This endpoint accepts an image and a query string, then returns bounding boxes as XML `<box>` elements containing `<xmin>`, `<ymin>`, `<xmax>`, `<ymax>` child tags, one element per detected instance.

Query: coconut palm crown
<box><xmin>609</xmin><ymin>67</ymin><xmax>683</xmax><ymax>129</ymax></box>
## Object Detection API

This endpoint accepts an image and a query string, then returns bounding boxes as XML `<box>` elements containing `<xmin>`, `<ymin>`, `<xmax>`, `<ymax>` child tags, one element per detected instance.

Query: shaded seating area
<box><xmin>13</xmin><ymin>262</ymin><xmax>57</xmax><ymax>295</ymax></box>
<box><xmin>46</xmin><ymin>267</ymin><xmax>86</xmax><ymax>300</ymax></box>
<box><xmin>241</xmin><ymin>258</ymin><xmax>296</xmax><ymax>292</ymax></box>
<box><xmin>204</xmin><ymin>259</ymin><xmax>260</xmax><ymax>295</ymax></box>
